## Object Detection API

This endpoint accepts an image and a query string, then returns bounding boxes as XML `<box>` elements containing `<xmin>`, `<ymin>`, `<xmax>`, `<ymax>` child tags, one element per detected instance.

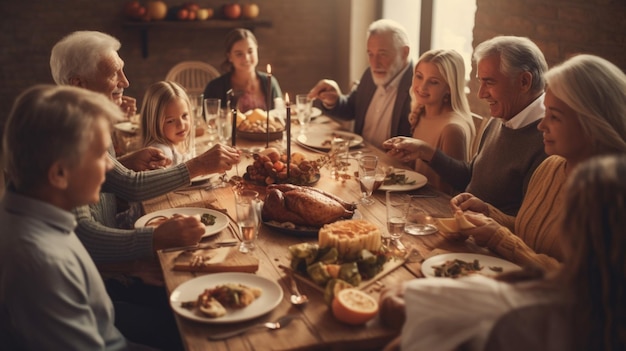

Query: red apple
<box><xmin>241</xmin><ymin>3</ymin><xmax>259</xmax><ymax>19</ymax></box>
<box><xmin>176</xmin><ymin>8</ymin><xmax>189</xmax><ymax>20</ymax></box>
<box><xmin>123</xmin><ymin>1</ymin><xmax>147</xmax><ymax>20</ymax></box>
<box><xmin>223</xmin><ymin>3</ymin><xmax>241</xmax><ymax>19</ymax></box>
<box><xmin>183</xmin><ymin>2</ymin><xmax>200</xmax><ymax>12</ymax></box>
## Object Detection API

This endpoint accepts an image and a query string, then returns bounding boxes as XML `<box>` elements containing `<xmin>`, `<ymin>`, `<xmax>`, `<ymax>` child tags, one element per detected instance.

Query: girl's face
<box><xmin>161</xmin><ymin>97</ymin><xmax>191</xmax><ymax>145</ymax></box>
<box><xmin>228</xmin><ymin>38</ymin><xmax>258</xmax><ymax>73</ymax></box>
<box><xmin>412</xmin><ymin>61</ymin><xmax>450</xmax><ymax>106</ymax></box>
<box><xmin>538</xmin><ymin>87</ymin><xmax>591</xmax><ymax>161</ymax></box>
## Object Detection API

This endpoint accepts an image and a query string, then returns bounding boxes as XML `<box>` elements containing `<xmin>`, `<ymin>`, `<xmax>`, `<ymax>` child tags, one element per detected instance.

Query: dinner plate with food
<box><xmin>134</xmin><ymin>208</ymin><xmax>229</xmax><ymax>238</ymax></box>
<box><xmin>284</xmin><ymin>106</ymin><xmax>322</xmax><ymax>120</ymax></box>
<box><xmin>378</xmin><ymin>169</ymin><xmax>428</xmax><ymax>192</ymax></box>
<box><xmin>296</xmin><ymin>130</ymin><xmax>363</xmax><ymax>151</ymax></box>
<box><xmin>420</xmin><ymin>253</ymin><xmax>521</xmax><ymax>279</ymax></box>
<box><xmin>169</xmin><ymin>272</ymin><xmax>283</xmax><ymax>323</ymax></box>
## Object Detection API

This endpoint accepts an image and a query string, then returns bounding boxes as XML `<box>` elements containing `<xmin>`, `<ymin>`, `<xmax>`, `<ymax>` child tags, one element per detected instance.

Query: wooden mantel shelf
<box><xmin>123</xmin><ymin>19</ymin><xmax>273</xmax><ymax>58</ymax></box>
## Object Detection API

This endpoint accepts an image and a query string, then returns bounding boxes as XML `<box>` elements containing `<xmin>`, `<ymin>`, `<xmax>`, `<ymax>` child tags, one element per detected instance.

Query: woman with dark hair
<box><xmin>203</xmin><ymin>28</ymin><xmax>282</xmax><ymax>112</ymax></box>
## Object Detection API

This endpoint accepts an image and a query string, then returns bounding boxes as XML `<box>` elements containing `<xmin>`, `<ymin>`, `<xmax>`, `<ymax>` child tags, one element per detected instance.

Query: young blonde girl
<box><xmin>407</xmin><ymin>49</ymin><xmax>476</xmax><ymax>194</ymax></box>
<box><xmin>140</xmin><ymin>81</ymin><xmax>194</xmax><ymax>165</ymax></box>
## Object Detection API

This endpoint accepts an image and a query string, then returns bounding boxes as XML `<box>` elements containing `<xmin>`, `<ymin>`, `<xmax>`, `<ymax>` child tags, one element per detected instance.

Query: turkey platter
<box><xmin>262</xmin><ymin>184</ymin><xmax>357</xmax><ymax>228</ymax></box>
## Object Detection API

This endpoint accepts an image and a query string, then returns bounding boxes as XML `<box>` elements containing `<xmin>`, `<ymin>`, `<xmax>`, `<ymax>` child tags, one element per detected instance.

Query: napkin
<box><xmin>173</xmin><ymin>247</ymin><xmax>259</xmax><ymax>273</ymax></box>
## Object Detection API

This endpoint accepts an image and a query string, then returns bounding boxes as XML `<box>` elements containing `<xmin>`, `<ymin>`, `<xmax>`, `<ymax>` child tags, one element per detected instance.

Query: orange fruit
<box><xmin>331</xmin><ymin>288</ymin><xmax>379</xmax><ymax>325</ymax></box>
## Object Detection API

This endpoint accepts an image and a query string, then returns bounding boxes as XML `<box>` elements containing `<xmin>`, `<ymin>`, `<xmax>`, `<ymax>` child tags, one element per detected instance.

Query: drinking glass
<box><xmin>235</xmin><ymin>190</ymin><xmax>260</xmax><ymax>253</ymax></box>
<box><xmin>404</xmin><ymin>196</ymin><xmax>438</xmax><ymax>235</ymax></box>
<box><xmin>295</xmin><ymin>94</ymin><xmax>312</xmax><ymax>134</ymax></box>
<box><xmin>357</xmin><ymin>155</ymin><xmax>378</xmax><ymax>205</ymax></box>
<box><xmin>217</xmin><ymin>109</ymin><xmax>232</xmax><ymax>144</ymax></box>
<box><xmin>386</xmin><ymin>191</ymin><xmax>410</xmax><ymax>243</ymax></box>
<box><xmin>204</xmin><ymin>98</ymin><xmax>221</xmax><ymax>145</ymax></box>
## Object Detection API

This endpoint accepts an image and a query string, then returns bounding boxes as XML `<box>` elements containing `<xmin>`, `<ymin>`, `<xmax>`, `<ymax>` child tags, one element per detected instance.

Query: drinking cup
<box><xmin>235</xmin><ymin>190</ymin><xmax>260</xmax><ymax>253</ymax></box>
<box><xmin>404</xmin><ymin>196</ymin><xmax>438</xmax><ymax>235</ymax></box>
<box><xmin>386</xmin><ymin>191</ymin><xmax>410</xmax><ymax>242</ymax></box>
<box><xmin>204</xmin><ymin>98</ymin><xmax>221</xmax><ymax>142</ymax></box>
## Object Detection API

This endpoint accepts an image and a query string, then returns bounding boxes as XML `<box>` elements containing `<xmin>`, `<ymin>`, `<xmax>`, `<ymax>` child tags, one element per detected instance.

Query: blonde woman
<box><xmin>406</xmin><ymin>49</ymin><xmax>475</xmax><ymax>193</ymax></box>
<box><xmin>140</xmin><ymin>80</ymin><xmax>194</xmax><ymax>166</ymax></box>
<box><xmin>452</xmin><ymin>54</ymin><xmax>626</xmax><ymax>270</ymax></box>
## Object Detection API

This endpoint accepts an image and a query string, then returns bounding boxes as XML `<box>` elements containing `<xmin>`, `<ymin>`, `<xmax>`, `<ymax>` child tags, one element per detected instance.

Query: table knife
<box><xmin>160</xmin><ymin>240</ymin><xmax>238</xmax><ymax>253</ymax></box>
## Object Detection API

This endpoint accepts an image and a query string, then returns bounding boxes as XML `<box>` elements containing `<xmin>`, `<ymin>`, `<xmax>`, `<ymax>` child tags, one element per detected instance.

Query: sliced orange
<box><xmin>331</xmin><ymin>288</ymin><xmax>379</xmax><ymax>325</ymax></box>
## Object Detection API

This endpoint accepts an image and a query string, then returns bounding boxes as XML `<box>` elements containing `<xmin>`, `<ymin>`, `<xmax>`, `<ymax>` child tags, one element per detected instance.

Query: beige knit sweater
<box><xmin>486</xmin><ymin>156</ymin><xmax>567</xmax><ymax>270</ymax></box>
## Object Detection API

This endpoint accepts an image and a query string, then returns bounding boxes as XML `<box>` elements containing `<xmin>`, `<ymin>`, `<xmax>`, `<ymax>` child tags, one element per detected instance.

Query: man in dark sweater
<box><xmin>383</xmin><ymin>36</ymin><xmax>548</xmax><ymax>215</ymax></box>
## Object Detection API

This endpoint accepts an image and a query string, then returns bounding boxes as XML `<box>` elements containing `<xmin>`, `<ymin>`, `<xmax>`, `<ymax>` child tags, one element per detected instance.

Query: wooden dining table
<box><xmin>144</xmin><ymin>116</ymin><xmax>493</xmax><ymax>351</ymax></box>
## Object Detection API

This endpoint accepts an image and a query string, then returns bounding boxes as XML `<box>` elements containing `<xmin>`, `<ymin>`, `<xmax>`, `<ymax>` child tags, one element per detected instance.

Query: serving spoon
<box><xmin>279</xmin><ymin>265</ymin><xmax>309</xmax><ymax>306</ymax></box>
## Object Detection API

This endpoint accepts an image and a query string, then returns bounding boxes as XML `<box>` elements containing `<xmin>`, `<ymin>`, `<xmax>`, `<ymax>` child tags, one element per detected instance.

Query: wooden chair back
<box><xmin>165</xmin><ymin>61</ymin><xmax>220</xmax><ymax>96</ymax></box>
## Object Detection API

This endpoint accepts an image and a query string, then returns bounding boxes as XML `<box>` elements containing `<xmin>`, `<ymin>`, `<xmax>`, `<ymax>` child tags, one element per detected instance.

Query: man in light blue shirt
<box><xmin>0</xmin><ymin>85</ymin><xmax>132</xmax><ymax>350</ymax></box>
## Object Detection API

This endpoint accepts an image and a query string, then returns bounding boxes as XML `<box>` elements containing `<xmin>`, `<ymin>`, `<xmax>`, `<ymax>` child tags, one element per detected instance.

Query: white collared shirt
<box><xmin>502</xmin><ymin>93</ymin><xmax>545</xmax><ymax>129</ymax></box>
<box><xmin>362</xmin><ymin>64</ymin><xmax>411</xmax><ymax>148</ymax></box>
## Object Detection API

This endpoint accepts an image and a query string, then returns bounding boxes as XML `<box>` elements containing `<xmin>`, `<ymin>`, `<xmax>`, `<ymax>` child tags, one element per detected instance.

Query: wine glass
<box><xmin>295</xmin><ymin>94</ymin><xmax>312</xmax><ymax>134</ymax></box>
<box><xmin>357</xmin><ymin>155</ymin><xmax>378</xmax><ymax>205</ymax></box>
<box><xmin>235</xmin><ymin>190</ymin><xmax>260</xmax><ymax>253</ymax></box>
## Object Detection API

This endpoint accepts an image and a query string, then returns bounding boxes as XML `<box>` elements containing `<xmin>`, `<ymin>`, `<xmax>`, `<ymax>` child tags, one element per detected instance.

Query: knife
<box><xmin>160</xmin><ymin>240</ymin><xmax>238</xmax><ymax>253</ymax></box>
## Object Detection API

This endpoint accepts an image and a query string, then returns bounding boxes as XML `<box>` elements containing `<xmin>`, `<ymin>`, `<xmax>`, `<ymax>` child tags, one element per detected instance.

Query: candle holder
<box><xmin>266</xmin><ymin>64</ymin><xmax>272</xmax><ymax>148</ymax></box>
<box><xmin>285</xmin><ymin>93</ymin><xmax>291</xmax><ymax>178</ymax></box>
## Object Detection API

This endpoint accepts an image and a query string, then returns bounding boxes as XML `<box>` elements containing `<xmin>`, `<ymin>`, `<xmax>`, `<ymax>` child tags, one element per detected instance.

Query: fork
<box><xmin>207</xmin><ymin>314</ymin><xmax>296</xmax><ymax>340</ymax></box>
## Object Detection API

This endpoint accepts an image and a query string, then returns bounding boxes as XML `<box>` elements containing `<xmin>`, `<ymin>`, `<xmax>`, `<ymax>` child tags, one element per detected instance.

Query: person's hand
<box><xmin>120</xmin><ymin>95</ymin><xmax>137</xmax><ymax>118</ymax></box>
<box><xmin>459</xmin><ymin>212</ymin><xmax>501</xmax><ymax>247</ymax></box>
<box><xmin>118</xmin><ymin>147</ymin><xmax>172</xmax><ymax>171</ymax></box>
<box><xmin>307</xmin><ymin>79</ymin><xmax>341</xmax><ymax>109</ymax></box>
<box><xmin>382</xmin><ymin>136</ymin><xmax>435</xmax><ymax>163</ymax></box>
<box><xmin>378</xmin><ymin>283</ymin><xmax>406</xmax><ymax>330</ymax></box>
<box><xmin>450</xmin><ymin>192</ymin><xmax>489</xmax><ymax>215</ymax></box>
<box><xmin>186</xmin><ymin>143</ymin><xmax>241</xmax><ymax>178</ymax></box>
<box><xmin>152</xmin><ymin>214</ymin><xmax>205</xmax><ymax>250</ymax></box>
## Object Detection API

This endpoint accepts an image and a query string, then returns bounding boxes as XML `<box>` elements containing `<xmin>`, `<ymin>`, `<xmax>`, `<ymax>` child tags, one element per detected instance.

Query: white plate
<box><xmin>296</xmin><ymin>130</ymin><xmax>363</xmax><ymax>150</ymax></box>
<box><xmin>134</xmin><ymin>207</ymin><xmax>229</xmax><ymax>238</ymax></box>
<box><xmin>378</xmin><ymin>170</ymin><xmax>428</xmax><ymax>192</ymax></box>
<box><xmin>114</xmin><ymin>122</ymin><xmax>139</xmax><ymax>134</ymax></box>
<box><xmin>190</xmin><ymin>173</ymin><xmax>216</xmax><ymax>184</ymax></box>
<box><xmin>270</xmin><ymin>107</ymin><xmax>322</xmax><ymax>120</ymax></box>
<box><xmin>169</xmin><ymin>273</ymin><xmax>283</xmax><ymax>324</ymax></box>
<box><xmin>421</xmin><ymin>253</ymin><xmax>521</xmax><ymax>278</ymax></box>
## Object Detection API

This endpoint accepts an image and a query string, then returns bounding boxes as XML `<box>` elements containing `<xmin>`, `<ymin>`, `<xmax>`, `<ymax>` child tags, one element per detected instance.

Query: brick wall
<box><xmin>1</xmin><ymin>0</ymin><xmax>624</xmax><ymax>127</ymax></box>
<box><xmin>0</xmin><ymin>0</ymin><xmax>339</xmax><ymax>124</ymax></box>
<box><xmin>468</xmin><ymin>0</ymin><xmax>626</xmax><ymax>117</ymax></box>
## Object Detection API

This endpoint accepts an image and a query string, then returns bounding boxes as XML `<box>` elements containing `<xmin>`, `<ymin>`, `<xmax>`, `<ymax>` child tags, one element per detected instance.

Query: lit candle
<box><xmin>285</xmin><ymin>93</ymin><xmax>291</xmax><ymax>178</ymax></box>
<box><xmin>266</xmin><ymin>64</ymin><xmax>272</xmax><ymax>147</ymax></box>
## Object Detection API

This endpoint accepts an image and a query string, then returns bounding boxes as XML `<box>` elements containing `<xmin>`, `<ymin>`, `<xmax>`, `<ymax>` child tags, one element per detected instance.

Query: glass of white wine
<box><xmin>357</xmin><ymin>155</ymin><xmax>378</xmax><ymax>205</ymax></box>
<box><xmin>235</xmin><ymin>190</ymin><xmax>260</xmax><ymax>253</ymax></box>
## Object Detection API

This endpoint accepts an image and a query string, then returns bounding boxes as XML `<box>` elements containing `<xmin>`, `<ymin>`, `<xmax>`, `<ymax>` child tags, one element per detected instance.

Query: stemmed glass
<box><xmin>295</xmin><ymin>94</ymin><xmax>312</xmax><ymax>134</ymax></box>
<box><xmin>235</xmin><ymin>190</ymin><xmax>260</xmax><ymax>253</ymax></box>
<box><xmin>357</xmin><ymin>155</ymin><xmax>378</xmax><ymax>205</ymax></box>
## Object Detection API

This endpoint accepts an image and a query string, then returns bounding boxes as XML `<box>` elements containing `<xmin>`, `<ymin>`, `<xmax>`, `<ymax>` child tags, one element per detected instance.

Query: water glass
<box><xmin>217</xmin><ymin>109</ymin><xmax>232</xmax><ymax>144</ymax></box>
<box><xmin>235</xmin><ymin>190</ymin><xmax>260</xmax><ymax>253</ymax></box>
<box><xmin>295</xmin><ymin>94</ymin><xmax>312</xmax><ymax>134</ymax></box>
<box><xmin>204</xmin><ymin>98</ymin><xmax>221</xmax><ymax>144</ymax></box>
<box><xmin>386</xmin><ymin>191</ymin><xmax>410</xmax><ymax>242</ymax></box>
<box><xmin>357</xmin><ymin>155</ymin><xmax>378</xmax><ymax>205</ymax></box>
<box><xmin>405</xmin><ymin>196</ymin><xmax>438</xmax><ymax>236</ymax></box>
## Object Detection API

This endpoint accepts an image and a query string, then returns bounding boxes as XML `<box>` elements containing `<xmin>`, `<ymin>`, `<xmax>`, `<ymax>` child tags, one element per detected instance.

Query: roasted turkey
<box><xmin>262</xmin><ymin>184</ymin><xmax>356</xmax><ymax>227</ymax></box>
